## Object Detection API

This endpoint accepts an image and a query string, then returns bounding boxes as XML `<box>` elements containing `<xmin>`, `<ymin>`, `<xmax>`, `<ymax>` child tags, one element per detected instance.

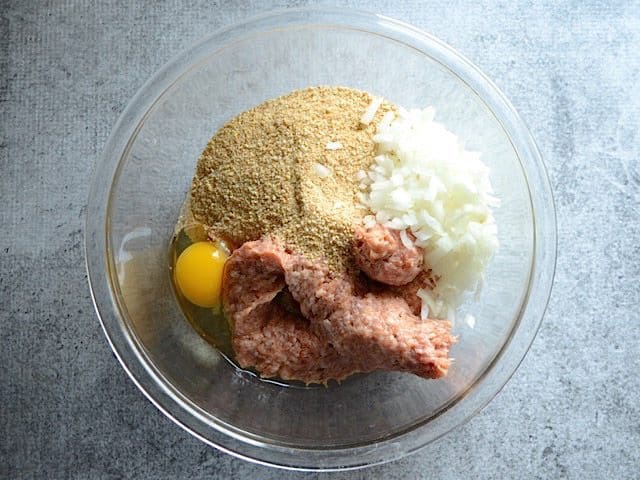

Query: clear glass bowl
<box><xmin>85</xmin><ymin>8</ymin><xmax>556</xmax><ymax>471</ymax></box>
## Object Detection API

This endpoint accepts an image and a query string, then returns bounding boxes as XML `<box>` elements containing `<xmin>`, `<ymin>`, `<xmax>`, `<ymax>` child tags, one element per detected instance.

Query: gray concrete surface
<box><xmin>2</xmin><ymin>0</ymin><xmax>639</xmax><ymax>478</ymax></box>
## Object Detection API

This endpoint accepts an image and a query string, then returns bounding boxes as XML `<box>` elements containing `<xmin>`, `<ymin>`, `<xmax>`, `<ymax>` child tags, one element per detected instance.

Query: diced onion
<box><xmin>313</xmin><ymin>163</ymin><xmax>332</xmax><ymax>178</ymax></box>
<box><xmin>359</xmin><ymin>106</ymin><xmax>499</xmax><ymax>319</ymax></box>
<box><xmin>464</xmin><ymin>313</ymin><xmax>476</xmax><ymax>329</ymax></box>
<box><xmin>325</xmin><ymin>141</ymin><xmax>343</xmax><ymax>150</ymax></box>
<box><xmin>363</xmin><ymin>215</ymin><xmax>377</xmax><ymax>229</ymax></box>
<box><xmin>360</xmin><ymin>96</ymin><xmax>383</xmax><ymax>125</ymax></box>
<box><xmin>399</xmin><ymin>229</ymin><xmax>413</xmax><ymax>249</ymax></box>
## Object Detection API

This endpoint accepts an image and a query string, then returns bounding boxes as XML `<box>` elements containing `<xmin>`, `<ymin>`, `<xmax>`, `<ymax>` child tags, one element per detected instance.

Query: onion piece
<box><xmin>312</xmin><ymin>163</ymin><xmax>332</xmax><ymax>178</ymax></box>
<box><xmin>399</xmin><ymin>229</ymin><xmax>414</xmax><ymax>249</ymax></box>
<box><xmin>360</xmin><ymin>96</ymin><xmax>383</xmax><ymax>125</ymax></box>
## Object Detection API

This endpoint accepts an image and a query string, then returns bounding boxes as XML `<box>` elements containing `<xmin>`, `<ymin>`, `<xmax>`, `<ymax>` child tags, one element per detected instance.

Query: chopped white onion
<box><xmin>312</xmin><ymin>163</ymin><xmax>332</xmax><ymax>178</ymax></box>
<box><xmin>360</xmin><ymin>96</ymin><xmax>383</xmax><ymax>125</ymax></box>
<box><xmin>399</xmin><ymin>229</ymin><xmax>414</xmax><ymax>249</ymax></box>
<box><xmin>325</xmin><ymin>141</ymin><xmax>343</xmax><ymax>150</ymax></box>
<box><xmin>363</xmin><ymin>215</ymin><xmax>377</xmax><ymax>229</ymax></box>
<box><xmin>360</xmin><ymin>106</ymin><xmax>499</xmax><ymax>319</ymax></box>
<box><xmin>464</xmin><ymin>313</ymin><xmax>476</xmax><ymax>329</ymax></box>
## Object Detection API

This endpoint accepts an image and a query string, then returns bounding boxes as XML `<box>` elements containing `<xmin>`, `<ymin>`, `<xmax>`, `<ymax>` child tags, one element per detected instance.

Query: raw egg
<box><xmin>174</xmin><ymin>241</ymin><xmax>227</xmax><ymax>308</ymax></box>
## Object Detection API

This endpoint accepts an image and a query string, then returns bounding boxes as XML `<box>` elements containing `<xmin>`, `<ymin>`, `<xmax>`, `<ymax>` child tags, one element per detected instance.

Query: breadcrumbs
<box><xmin>190</xmin><ymin>86</ymin><xmax>393</xmax><ymax>272</ymax></box>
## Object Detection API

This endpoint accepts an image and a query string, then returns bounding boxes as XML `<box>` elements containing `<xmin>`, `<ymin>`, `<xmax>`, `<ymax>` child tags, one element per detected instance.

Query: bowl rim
<box><xmin>85</xmin><ymin>6</ymin><xmax>557</xmax><ymax>471</ymax></box>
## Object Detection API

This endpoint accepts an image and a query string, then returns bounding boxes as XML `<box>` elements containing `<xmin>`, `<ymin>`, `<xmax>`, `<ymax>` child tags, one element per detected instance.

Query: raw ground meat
<box><xmin>353</xmin><ymin>224</ymin><xmax>423</xmax><ymax>286</ymax></box>
<box><xmin>222</xmin><ymin>242</ymin><xmax>355</xmax><ymax>383</ymax></box>
<box><xmin>223</xmin><ymin>236</ymin><xmax>455</xmax><ymax>384</ymax></box>
<box><xmin>388</xmin><ymin>270</ymin><xmax>439</xmax><ymax>316</ymax></box>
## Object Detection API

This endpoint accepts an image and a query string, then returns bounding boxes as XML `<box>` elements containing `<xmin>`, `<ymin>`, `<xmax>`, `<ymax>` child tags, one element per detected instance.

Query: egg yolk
<box><xmin>175</xmin><ymin>241</ymin><xmax>228</xmax><ymax>308</ymax></box>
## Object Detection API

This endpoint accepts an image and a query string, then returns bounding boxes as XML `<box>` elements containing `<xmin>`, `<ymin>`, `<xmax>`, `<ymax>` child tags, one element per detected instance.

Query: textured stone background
<box><xmin>1</xmin><ymin>1</ymin><xmax>639</xmax><ymax>478</ymax></box>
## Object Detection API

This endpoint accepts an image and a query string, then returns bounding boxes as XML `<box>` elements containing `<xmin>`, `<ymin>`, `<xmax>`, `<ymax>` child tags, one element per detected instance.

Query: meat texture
<box><xmin>353</xmin><ymin>223</ymin><xmax>423</xmax><ymax>286</ymax></box>
<box><xmin>365</xmin><ymin>269</ymin><xmax>438</xmax><ymax>316</ymax></box>
<box><xmin>223</xmin><ymin>238</ymin><xmax>455</xmax><ymax>384</ymax></box>
<box><xmin>222</xmin><ymin>241</ymin><xmax>354</xmax><ymax>383</ymax></box>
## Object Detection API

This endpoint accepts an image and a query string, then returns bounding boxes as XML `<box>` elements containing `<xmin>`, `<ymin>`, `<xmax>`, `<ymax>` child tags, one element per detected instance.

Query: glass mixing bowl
<box><xmin>85</xmin><ymin>8</ymin><xmax>556</xmax><ymax>471</ymax></box>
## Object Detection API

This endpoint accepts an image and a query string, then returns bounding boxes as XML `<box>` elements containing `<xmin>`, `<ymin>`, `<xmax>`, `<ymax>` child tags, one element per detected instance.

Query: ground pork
<box><xmin>353</xmin><ymin>224</ymin><xmax>423</xmax><ymax>286</ymax></box>
<box><xmin>386</xmin><ymin>270</ymin><xmax>439</xmax><ymax>316</ymax></box>
<box><xmin>222</xmin><ymin>238</ymin><xmax>455</xmax><ymax>384</ymax></box>
<box><xmin>222</xmin><ymin>241</ymin><xmax>355</xmax><ymax>383</ymax></box>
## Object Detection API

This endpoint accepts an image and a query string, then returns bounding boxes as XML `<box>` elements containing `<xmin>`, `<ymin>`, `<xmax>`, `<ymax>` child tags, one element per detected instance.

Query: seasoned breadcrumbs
<box><xmin>190</xmin><ymin>86</ymin><xmax>393</xmax><ymax>272</ymax></box>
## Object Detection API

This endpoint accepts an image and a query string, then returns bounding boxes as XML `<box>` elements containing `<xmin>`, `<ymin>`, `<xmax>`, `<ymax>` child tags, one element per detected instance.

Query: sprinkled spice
<box><xmin>190</xmin><ymin>86</ymin><xmax>394</xmax><ymax>272</ymax></box>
